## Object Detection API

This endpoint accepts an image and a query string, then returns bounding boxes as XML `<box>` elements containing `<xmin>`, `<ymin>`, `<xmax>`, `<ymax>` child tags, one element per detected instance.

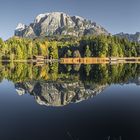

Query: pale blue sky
<box><xmin>0</xmin><ymin>0</ymin><xmax>140</xmax><ymax>39</ymax></box>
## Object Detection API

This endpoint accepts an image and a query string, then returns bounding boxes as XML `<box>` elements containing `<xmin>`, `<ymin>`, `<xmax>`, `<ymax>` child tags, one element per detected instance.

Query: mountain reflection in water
<box><xmin>0</xmin><ymin>62</ymin><xmax>140</xmax><ymax>140</ymax></box>
<box><xmin>0</xmin><ymin>62</ymin><xmax>139</xmax><ymax>107</ymax></box>
<box><xmin>15</xmin><ymin>81</ymin><xmax>107</xmax><ymax>107</ymax></box>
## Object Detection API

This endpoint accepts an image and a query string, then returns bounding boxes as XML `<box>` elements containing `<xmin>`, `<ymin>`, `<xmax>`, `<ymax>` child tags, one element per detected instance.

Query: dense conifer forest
<box><xmin>0</xmin><ymin>35</ymin><xmax>140</xmax><ymax>60</ymax></box>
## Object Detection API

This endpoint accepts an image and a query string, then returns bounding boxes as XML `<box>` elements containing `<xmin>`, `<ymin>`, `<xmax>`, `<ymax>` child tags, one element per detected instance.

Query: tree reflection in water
<box><xmin>0</xmin><ymin>62</ymin><xmax>139</xmax><ymax>107</ymax></box>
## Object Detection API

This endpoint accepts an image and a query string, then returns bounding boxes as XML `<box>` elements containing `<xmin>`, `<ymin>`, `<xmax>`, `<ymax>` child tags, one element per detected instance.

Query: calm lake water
<box><xmin>0</xmin><ymin>63</ymin><xmax>140</xmax><ymax>140</ymax></box>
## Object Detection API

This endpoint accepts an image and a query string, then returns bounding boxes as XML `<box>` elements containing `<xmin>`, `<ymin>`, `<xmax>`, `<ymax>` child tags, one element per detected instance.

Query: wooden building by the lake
<box><xmin>33</xmin><ymin>55</ymin><xmax>45</xmax><ymax>62</ymax></box>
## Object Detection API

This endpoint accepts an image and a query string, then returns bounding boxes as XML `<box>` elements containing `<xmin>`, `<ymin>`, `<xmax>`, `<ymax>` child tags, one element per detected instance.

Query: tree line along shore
<box><xmin>0</xmin><ymin>35</ymin><xmax>140</xmax><ymax>62</ymax></box>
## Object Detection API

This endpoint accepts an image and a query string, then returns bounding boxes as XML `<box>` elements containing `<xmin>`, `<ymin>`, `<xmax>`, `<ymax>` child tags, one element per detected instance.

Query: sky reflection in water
<box><xmin>0</xmin><ymin>63</ymin><xmax>139</xmax><ymax>140</ymax></box>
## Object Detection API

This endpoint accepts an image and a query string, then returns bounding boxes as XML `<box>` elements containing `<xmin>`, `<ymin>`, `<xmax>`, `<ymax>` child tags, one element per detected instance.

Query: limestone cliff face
<box><xmin>15</xmin><ymin>81</ymin><xmax>107</xmax><ymax>107</ymax></box>
<box><xmin>15</xmin><ymin>12</ymin><xmax>109</xmax><ymax>38</ymax></box>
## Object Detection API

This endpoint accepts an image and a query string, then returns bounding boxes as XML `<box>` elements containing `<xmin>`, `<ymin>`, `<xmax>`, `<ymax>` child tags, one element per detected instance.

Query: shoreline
<box><xmin>60</xmin><ymin>57</ymin><xmax>140</xmax><ymax>64</ymax></box>
<box><xmin>0</xmin><ymin>57</ymin><xmax>140</xmax><ymax>64</ymax></box>
<box><xmin>0</xmin><ymin>59</ymin><xmax>60</xmax><ymax>63</ymax></box>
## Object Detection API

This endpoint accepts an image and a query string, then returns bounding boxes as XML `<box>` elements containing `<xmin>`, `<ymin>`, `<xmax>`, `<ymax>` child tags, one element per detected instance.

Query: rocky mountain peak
<box><xmin>15</xmin><ymin>12</ymin><xmax>109</xmax><ymax>38</ymax></box>
<box><xmin>15</xmin><ymin>23</ymin><xmax>26</xmax><ymax>31</ymax></box>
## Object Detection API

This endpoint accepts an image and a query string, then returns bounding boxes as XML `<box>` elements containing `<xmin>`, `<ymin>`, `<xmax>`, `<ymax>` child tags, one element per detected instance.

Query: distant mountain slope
<box><xmin>115</xmin><ymin>32</ymin><xmax>140</xmax><ymax>42</ymax></box>
<box><xmin>15</xmin><ymin>12</ymin><xmax>109</xmax><ymax>38</ymax></box>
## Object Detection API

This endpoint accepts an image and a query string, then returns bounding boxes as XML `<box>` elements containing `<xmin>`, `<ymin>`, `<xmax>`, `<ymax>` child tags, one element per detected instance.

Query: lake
<box><xmin>0</xmin><ymin>62</ymin><xmax>140</xmax><ymax>140</ymax></box>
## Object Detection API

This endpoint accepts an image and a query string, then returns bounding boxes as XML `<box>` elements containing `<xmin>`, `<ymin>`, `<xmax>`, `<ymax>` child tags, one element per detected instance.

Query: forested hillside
<box><xmin>0</xmin><ymin>35</ymin><xmax>140</xmax><ymax>60</ymax></box>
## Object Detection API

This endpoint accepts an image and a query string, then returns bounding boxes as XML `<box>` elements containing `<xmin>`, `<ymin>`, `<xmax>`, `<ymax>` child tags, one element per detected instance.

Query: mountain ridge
<box><xmin>15</xmin><ymin>12</ymin><xmax>109</xmax><ymax>38</ymax></box>
<box><xmin>115</xmin><ymin>32</ymin><xmax>140</xmax><ymax>42</ymax></box>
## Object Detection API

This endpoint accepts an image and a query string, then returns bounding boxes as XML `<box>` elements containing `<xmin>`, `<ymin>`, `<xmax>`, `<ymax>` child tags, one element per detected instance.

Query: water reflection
<box><xmin>15</xmin><ymin>81</ymin><xmax>107</xmax><ymax>106</ymax></box>
<box><xmin>0</xmin><ymin>62</ymin><xmax>139</xmax><ymax>107</ymax></box>
<box><xmin>0</xmin><ymin>63</ymin><xmax>140</xmax><ymax>139</ymax></box>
